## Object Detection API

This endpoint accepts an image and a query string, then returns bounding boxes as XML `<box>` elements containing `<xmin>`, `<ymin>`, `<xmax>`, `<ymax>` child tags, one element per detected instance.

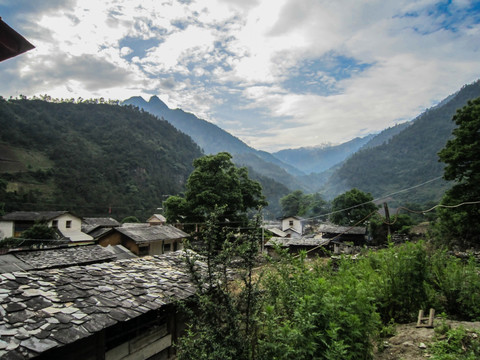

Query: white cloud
<box><xmin>1</xmin><ymin>0</ymin><xmax>479</xmax><ymax>152</ymax></box>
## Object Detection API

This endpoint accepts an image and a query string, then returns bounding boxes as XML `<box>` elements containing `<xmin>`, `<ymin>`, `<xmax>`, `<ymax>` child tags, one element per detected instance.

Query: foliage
<box><xmin>257</xmin><ymin>252</ymin><xmax>380</xmax><ymax>360</ymax></box>
<box><xmin>429</xmin><ymin>326</ymin><xmax>480</xmax><ymax>360</ymax></box>
<box><xmin>279</xmin><ymin>190</ymin><xmax>328</xmax><ymax>218</ymax></box>
<box><xmin>165</xmin><ymin>152</ymin><xmax>267</xmax><ymax>228</ymax></box>
<box><xmin>0</xmin><ymin>98</ymin><xmax>203</xmax><ymax>220</ymax></box>
<box><xmin>330</xmin><ymin>188</ymin><xmax>378</xmax><ymax>226</ymax></box>
<box><xmin>21</xmin><ymin>222</ymin><xmax>55</xmax><ymax>239</ymax></box>
<box><xmin>427</xmin><ymin>250</ymin><xmax>480</xmax><ymax>320</ymax></box>
<box><xmin>437</xmin><ymin>97</ymin><xmax>480</xmax><ymax>247</ymax></box>
<box><xmin>369</xmin><ymin>213</ymin><xmax>414</xmax><ymax>244</ymax></box>
<box><xmin>176</xmin><ymin>208</ymin><xmax>263</xmax><ymax>360</ymax></box>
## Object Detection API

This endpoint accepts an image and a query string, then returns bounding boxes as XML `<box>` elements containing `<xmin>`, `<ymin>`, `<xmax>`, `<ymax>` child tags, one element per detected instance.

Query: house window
<box><xmin>52</xmin><ymin>220</ymin><xmax>58</xmax><ymax>228</ymax></box>
<box><xmin>66</xmin><ymin>220</ymin><xmax>72</xmax><ymax>229</ymax></box>
<box><xmin>163</xmin><ymin>243</ymin><xmax>171</xmax><ymax>253</ymax></box>
<box><xmin>289</xmin><ymin>220</ymin><xmax>294</xmax><ymax>227</ymax></box>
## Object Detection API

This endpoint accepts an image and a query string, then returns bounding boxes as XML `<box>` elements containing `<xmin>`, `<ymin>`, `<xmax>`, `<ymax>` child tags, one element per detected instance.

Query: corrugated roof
<box><xmin>0</xmin><ymin>251</ymin><xmax>202</xmax><ymax>359</ymax></box>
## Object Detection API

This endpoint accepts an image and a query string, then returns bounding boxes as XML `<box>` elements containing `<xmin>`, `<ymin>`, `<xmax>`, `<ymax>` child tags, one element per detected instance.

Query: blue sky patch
<box><xmin>283</xmin><ymin>54</ymin><xmax>373</xmax><ymax>95</ymax></box>
<box><xmin>118</xmin><ymin>36</ymin><xmax>163</xmax><ymax>61</ymax></box>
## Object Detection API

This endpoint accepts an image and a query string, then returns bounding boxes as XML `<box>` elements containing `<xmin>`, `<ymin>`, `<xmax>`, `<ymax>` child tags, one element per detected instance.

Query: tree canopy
<box><xmin>329</xmin><ymin>188</ymin><xmax>378</xmax><ymax>226</ymax></box>
<box><xmin>437</xmin><ymin>97</ymin><xmax>480</xmax><ymax>246</ymax></box>
<box><xmin>164</xmin><ymin>152</ymin><xmax>267</xmax><ymax>226</ymax></box>
<box><xmin>280</xmin><ymin>190</ymin><xmax>328</xmax><ymax>218</ymax></box>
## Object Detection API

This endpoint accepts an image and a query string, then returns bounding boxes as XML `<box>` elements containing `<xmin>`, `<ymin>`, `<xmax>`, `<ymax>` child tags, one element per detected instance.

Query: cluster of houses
<box><xmin>0</xmin><ymin>210</ymin><xmax>367</xmax><ymax>359</ymax></box>
<box><xmin>264</xmin><ymin>215</ymin><xmax>368</xmax><ymax>257</ymax></box>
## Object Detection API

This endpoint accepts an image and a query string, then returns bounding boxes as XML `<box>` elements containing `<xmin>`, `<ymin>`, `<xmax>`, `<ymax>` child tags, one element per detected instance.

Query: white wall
<box><xmin>0</xmin><ymin>221</ymin><xmax>14</xmax><ymax>239</ymax></box>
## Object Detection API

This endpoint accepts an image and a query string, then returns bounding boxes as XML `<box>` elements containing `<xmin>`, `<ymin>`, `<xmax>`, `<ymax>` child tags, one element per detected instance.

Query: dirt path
<box><xmin>373</xmin><ymin>320</ymin><xmax>480</xmax><ymax>360</ymax></box>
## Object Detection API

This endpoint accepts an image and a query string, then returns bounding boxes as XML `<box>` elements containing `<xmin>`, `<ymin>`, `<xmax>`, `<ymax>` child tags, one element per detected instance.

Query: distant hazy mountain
<box><xmin>321</xmin><ymin>79</ymin><xmax>480</xmax><ymax>203</ymax></box>
<box><xmin>273</xmin><ymin>135</ymin><xmax>376</xmax><ymax>174</ymax></box>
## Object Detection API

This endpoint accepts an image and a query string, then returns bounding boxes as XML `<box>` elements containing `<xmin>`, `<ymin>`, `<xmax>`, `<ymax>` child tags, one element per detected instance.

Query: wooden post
<box><xmin>383</xmin><ymin>202</ymin><xmax>391</xmax><ymax>240</ymax></box>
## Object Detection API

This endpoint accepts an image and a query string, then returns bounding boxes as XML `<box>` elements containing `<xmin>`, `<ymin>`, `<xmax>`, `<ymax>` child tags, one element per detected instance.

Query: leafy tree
<box><xmin>437</xmin><ymin>97</ymin><xmax>480</xmax><ymax>246</ymax></box>
<box><xmin>280</xmin><ymin>190</ymin><xmax>328</xmax><ymax>218</ymax></box>
<box><xmin>121</xmin><ymin>216</ymin><xmax>140</xmax><ymax>223</ymax></box>
<box><xmin>176</xmin><ymin>208</ymin><xmax>263</xmax><ymax>360</ymax></box>
<box><xmin>164</xmin><ymin>152</ymin><xmax>267</xmax><ymax>226</ymax></box>
<box><xmin>330</xmin><ymin>188</ymin><xmax>378</xmax><ymax>226</ymax></box>
<box><xmin>21</xmin><ymin>222</ymin><xmax>55</xmax><ymax>239</ymax></box>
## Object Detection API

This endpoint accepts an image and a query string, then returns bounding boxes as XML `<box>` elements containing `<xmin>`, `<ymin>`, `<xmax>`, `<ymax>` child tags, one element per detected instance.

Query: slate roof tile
<box><xmin>0</xmin><ymin>251</ymin><xmax>202</xmax><ymax>358</ymax></box>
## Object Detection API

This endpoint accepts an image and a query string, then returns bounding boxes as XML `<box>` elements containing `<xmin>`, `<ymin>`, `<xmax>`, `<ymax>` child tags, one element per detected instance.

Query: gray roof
<box><xmin>266</xmin><ymin>236</ymin><xmax>331</xmax><ymax>248</ymax></box>
<box><xmin>317</xmin><ymin>224</ymin><xmax>366</xmax><ymax>235</ymax></box>
<box><xmin>81</xmin><ymin>217</ymin><xmax>120</xmax><ymax>234</ymax></box>
<box><xmin>1</xmin><ymin>211</ymin><xmax>70</xmax><ymax>222</ymax></box>
<box><xmin>116</xmin><ymin>225</ymin><xmax>189</xmax><ymax>245</ymax></box>
<box><xmin>0</xmin><ymin>245</ymin><xmax>135</xmax><ymax>273</ymax></box>
<box><xmin>0</xmin><ymin>251</ymin><xmax>201</xmax><ymax>359</ymax></box>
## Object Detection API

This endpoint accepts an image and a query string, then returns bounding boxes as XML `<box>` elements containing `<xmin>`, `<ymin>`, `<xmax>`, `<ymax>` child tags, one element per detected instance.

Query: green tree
<box><xmin>280</xmin><ymin>190</ymin><xmax>328</xmax><ymax>218</ymax></box>
<box><xmin>21</xmin><ymin>222</ymin><xmax>55</xmax><ymax>239</ymax></box>
<box><xmin>164</xmin><ymin>152</ymin><xmax>267</xmax><ymax>226</ymax></box>
<box><xmin>330</xmin><ymin>188</ymin><xmax>378</xmax><ymax>226</ymax></box>
<box><xmin>437</xmin><ymin>97</ymin><xmax>480</xmax><ymax>246</ymax></box>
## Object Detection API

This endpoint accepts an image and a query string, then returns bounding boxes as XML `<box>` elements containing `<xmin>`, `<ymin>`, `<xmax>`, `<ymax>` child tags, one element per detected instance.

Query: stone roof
<box><xmin>81</xmin><ymin>217</ymin><xmax>120</xmax><ymax>234</ymax></box>
<box><xmin>266</xmin><ymin>236</ymin><xmax>330</xmax><ymax>248</ymax></box>
<box><xmin>0</xmin><ymin>251</ymin><xmax>200</xmax><ymax>359</ymax></box>
<box><xmin>115</xmin><ymin>225</ymin><xmax>189</xmax><ymax>245</ymax></box>
<box><xmin>1</xmin><ymin>211</ymin><xmax>70</xmax><ymax>222</ymax></box>
<box><xmin>317</xmin><ymin>224</ymin><xmax>366</xmax><ymax>235</ymax></box>
<box><xmin>0</xmin><ymin>245</ymin><xmax>135</xmax><ymax>274</ymax></box>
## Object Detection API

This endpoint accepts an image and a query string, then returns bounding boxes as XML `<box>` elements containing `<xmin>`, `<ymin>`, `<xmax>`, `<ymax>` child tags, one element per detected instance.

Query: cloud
<box><xmin>1</xmin><ymin>0</ymin><xmax>479</xmax><ymax>152</ymax></box>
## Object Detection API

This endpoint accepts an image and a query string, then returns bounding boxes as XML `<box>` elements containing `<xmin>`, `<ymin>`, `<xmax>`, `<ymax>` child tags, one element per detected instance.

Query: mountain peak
<box><xmin>148</xmin><ymin>96</ymin><xmax>169</xmax><ymax>110</ymax></box>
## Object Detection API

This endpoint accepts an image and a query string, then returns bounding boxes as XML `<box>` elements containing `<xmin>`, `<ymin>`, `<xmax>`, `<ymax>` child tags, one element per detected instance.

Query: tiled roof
<box><xmin>0</xmin><ymin>251</ymin><xmax>200</xmax><ymax>359</ymax></box>
<box><xmin>317</xmin><ymin>224</ymin><xmax>366</xmax><ymax>235</ymax></box>
<box><xmin>116</xmin><ymin>225</ymin><xmax>189</xmax><ymax>245</ymax></box>
<box><xmin>0</xmin><ymin>245</ymin><xmax>135</xmax><ymax>274</ymax></box>
<box><xmin>0</xmin><ymin>211</ymin><xmax>70</xmax><ymax>222</ymax></box>
<box><xmin>81</xmin><ymin>217</ymin><xmax>120</xmax><ymax>234</ymax></box>
<box><xmin>266</xmin><ymin>236</ymin><xmax>330</xmax><ymax>248</ymax></box>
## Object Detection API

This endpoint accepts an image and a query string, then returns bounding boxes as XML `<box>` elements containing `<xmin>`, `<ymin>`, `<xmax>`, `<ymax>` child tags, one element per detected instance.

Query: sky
<box><xmin>0</xmin><ymin>0</ymin><xmax>479</xmax><ymax>152</ymax></box>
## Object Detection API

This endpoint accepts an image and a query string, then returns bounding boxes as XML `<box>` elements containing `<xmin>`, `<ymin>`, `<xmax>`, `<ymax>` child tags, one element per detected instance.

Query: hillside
<box><xmin>0</xmin><ymin>98</ymin><xmax>203</xmax><ymax>220</ymax></box>
<box><xmin>273</xmin><ymin>134</ymin><xmax>375</xmax><ymax>174</ymax></box>
<box><xmin>122</xmin><ymin>96</ymin><xmax>305</xmax><ymax>180</ymax></box>
<box><xmin>322</xmin><ymin>80</ymin><xmax>480</xmax><ymax>203</ymax></box>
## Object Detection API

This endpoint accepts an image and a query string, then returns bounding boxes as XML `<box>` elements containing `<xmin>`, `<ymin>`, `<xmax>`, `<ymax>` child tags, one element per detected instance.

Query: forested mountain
<box><xmin>122</xmin><ymin>96</ymin><xmax>304</xmax><ymax>178</ymax></box>
<box><xmin>322</xmin><ymin>80</ymin><xmax>480</xmax><ymax>204</ymax></box>
<box><xmin>0</xmin><ymin>98</ymin><xmax>203</xmax><ymax>220</ymax></box>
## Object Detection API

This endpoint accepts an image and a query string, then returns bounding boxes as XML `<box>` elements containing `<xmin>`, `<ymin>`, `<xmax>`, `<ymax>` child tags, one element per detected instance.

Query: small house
<box><xmin>281</xmin><ymin>216</ymin><xmax>305</xmax><ymax>238</ymax></box>
<box><xmin>98</xmin><ymin>224</ymin><xmax>188</xmax><ymax>256</ymax></box>
<box><xmin>81</xmin><ymin>217</ymin><xmax>121</xmax><ymax>241</ymax></box>
<box><xmin>147</xmin><ymin>214</ymin><xmax>167</xmax><ymax>226</ymax></box>
<box><xmin>0</xmin><ymin>211</ymin><xmax>93</xmax><ymax>243</ymax></box>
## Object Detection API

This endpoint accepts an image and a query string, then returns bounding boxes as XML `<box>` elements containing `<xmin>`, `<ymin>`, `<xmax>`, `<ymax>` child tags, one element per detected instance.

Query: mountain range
<box><xmin>1</xmin><ymin>80</ymin><xmax>479</xmax><ymax>221</ymax></box>
<box><xmin>124</xmin><ymin>79</ymin><xmax>480</xmax><ymax>206</ymax></box>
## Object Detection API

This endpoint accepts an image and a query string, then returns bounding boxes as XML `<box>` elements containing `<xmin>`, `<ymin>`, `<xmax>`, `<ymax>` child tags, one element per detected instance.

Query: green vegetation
<box><xmin>429</xmin><ymin>325</ymin><xmax>480</xmax><ymax>360</ymax></box>
<box><xmin>178</xmin><ymin>235</ymin><xmax>480</xmax><ymax>359</ymax></box>
<box><xmin>0</xmin><ymin>97</ymin><xmax>203</xmax><ymax>220</ymax></box>
<box><xmin>436</xmin><ymin>97</ymin><xmax>480</xmax><ymax>247</ymax></box>
<box><xmin>164</xmin><ymin>152</ymin><xmax>267</xmax><ymax>229</ymax></box>
<box><xmin>280</xmin><ymin>190</ymin><xmax>328</xmax><ymax>218</ymax></box>
<box><xmin>324</xmin><ymin>80</ymin><xmax>480</xmax><ymax>205</ymax></box>
<box><xmin>330</xmin><ymin>188</ymin><xmax>378</xmax><ymax>226</ymax></box>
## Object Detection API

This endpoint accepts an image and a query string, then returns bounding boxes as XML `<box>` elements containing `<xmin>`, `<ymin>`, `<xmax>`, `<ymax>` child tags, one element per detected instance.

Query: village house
<box><xmin>280</xmin><ymin>216</ymin><xmax>305</xmax><ymax>238</ymax></box>
<box><xmin>0</xmin><ymin>211</ymin><xmax>93</xmax><ymax>244</ymax></box>
<box><xmin>0</xmin><ymin>250</ymin><xmax>202</xmax><ymax>359</ymax></box>
<box><xmin>97</xmin><ymin>223</ymin><xmax>188</xmax><ymax>257</ymax></box>
<box><xmin>147</xmin><ymin>214</ymin><xmax>167</xmax><ymax>226</ymax></box>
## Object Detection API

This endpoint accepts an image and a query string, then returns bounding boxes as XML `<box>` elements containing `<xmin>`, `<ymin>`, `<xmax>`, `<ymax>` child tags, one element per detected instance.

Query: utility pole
<box><xmin>383</xmin><ymin>202</ymin><xmax>391</xmax><ymax>240</ymax></box>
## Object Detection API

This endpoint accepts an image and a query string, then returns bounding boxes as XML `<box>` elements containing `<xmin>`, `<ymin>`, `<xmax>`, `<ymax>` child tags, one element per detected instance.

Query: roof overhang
<box><xmin>0</xmin><ymin>17</ymin><xmax>35</xmax><ymax>62</ymax></box>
